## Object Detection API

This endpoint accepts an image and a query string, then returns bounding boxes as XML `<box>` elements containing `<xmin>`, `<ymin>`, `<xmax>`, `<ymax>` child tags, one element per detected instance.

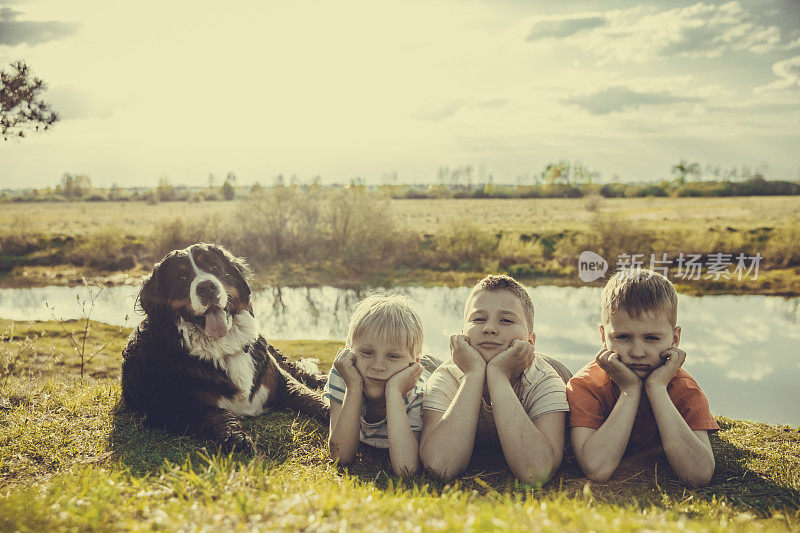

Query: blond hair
<box><xmin>601</xmin><ymin>269</ymin><xmax>678</xmax><ymax>326</ymax></box>
<box><xmin>464</xmin><ymin>274</ymin><xmax>534</xmax><ymax>333</ymax></box>
<box><xmin>346</xmin><ymin>293</ymin><xmax>423</xmax><ymax>356</ymax></box>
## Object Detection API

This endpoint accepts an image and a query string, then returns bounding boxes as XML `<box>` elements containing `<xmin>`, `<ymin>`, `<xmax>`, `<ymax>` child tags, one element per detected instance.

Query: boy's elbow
<box><xmin>328</xmin><ymin>441</ymin><xmax>355</xmax><ymax>465</ymax></box>
<box><xmin>578</xmin><ymin>459</ymin><xmax>615</xmax><ymax>482</ymax></box>
<box><xmin>678</xmin><ymin>462</ymin><xmax>714</xmax><ymax>486</ymax></box>
<box><xmin>423</xmin><ymin>461</ymin><xmax>459</xmax><ymax>482</ymax></box>
<box><xmin>420</xmin><ymin>449</ymin><xmax>461</xmax><ymax>481</ymax></box>
<box><xmin>513</xmin><ymin>452</ymin><xmax>560</xmax><ymax>485</ymax></box>
<box><xmin>515</xmin><ymin>469</ymin><xmax>553</xmax><ymax>486</ymax></box>
<box><xmin>393</xmin><ymin>461</ymin><xmax>421</xmax><ymax>478</ymax></box>
<box><xmin>585</xmin><ymin>469</ymin><xmax>613</xmax><ymax>483</ymax></box>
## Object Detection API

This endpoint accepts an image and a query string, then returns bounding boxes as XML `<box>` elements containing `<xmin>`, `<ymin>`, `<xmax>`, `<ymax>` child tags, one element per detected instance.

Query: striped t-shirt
<box><xmin>323</xmin><ymin>366</ymin><xmax>428</xmax><ymax>449</ymax></box>
<box><xmin>422</xmin><ymin>353</ymin><xmax>569</xmax><ymax>444</ymax></box>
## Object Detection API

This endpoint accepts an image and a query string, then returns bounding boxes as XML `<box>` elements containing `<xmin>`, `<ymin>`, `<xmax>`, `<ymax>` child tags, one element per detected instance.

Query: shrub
<box><xmin>0</xmin><ymin>216</ymin><xmax>41</xmax><ymax>255</ymax></box>
<box><xmin>147</xmin><ymin>186</ymin><xmax>407</xmax><ymax>275</ymax></box>
<box><xmin>64</xmin><ymin>226</ymin><xmax>137</xmax><ymax>271</ymax></box>
<box><xmin>600</xmin><ymin>183</ymin><xmax>626</xmax><ymax>198</ymax></box>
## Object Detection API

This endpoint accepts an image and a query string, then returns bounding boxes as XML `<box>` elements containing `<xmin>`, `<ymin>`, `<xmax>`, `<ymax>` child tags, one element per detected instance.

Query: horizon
<box><xmin>1</xmin><ymin>0</ymin><xmax>799</xmax><ymax>188</ymax></box>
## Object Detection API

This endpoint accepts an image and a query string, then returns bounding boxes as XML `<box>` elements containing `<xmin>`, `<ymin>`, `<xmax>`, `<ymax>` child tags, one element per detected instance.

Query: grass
<box><xmin>1</xmin><ymin>318</ymin><xmax>799</xmax><ymax>531</ymax></box>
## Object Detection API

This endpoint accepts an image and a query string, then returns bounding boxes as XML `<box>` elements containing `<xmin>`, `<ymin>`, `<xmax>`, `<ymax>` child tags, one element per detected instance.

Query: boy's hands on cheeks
<box><xmin>333</xmin><ymin>348</ymin><xmax>363</xmax><ymax>390</ymax></box>
<box><xmin>386</xmin><ymin>362</ymin><xmax>423</xmax><ymax>397</ymax></box>
<box><xmin>450</xmin><ymin>334</ymin><xmax>486</xmax><ymax>375</ymax></box>
<box><xmin>595</xmin><ymin>348</ymin><xmax>642</xmax><ymax>392</ymax></box>
<box><xmin>487</xmin><ymin>339</ymin><xmax>534</xmax><ymax>384</ymax></box>
<box><xmin>645</xmin><ymin>348</ymin><xmax>686</xmax><ymax>390</ymax></box>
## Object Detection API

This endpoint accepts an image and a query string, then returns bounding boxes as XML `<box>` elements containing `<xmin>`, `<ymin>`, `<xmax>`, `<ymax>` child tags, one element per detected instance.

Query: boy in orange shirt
<box><xmin>567</xmin><ymin>269</ymin><xmax>718</xmax><ymax>485</ymax></box>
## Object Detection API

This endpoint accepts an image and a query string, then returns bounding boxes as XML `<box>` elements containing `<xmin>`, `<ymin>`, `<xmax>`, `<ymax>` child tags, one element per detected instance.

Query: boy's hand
<box><xmin>333</xmin><ymin>348</ymin><xmax>363</xmax><ymax>390</ymax></box>
<box><xmin>386</xmin><ymin>362</ymin><xmax>423</xmax><ymax>397</ymax></box>
<box><xmin>450</xmin><ymin>334</ymin><xmax>486</xmax><ymax>375</ymax></box>
<box><xmin>595</xmin><ymin>348</ymin><xmax>642</xmax><ymax>392</ymax></box>
<box><xmin>487</xmin><ymin>339</ymin><xmax>534</xmax><ymax>384</ymax></box>
<box><xmin>645</xmin><ymin>347</ymin><xmax>686</xmax><ymax>390</ymax></box>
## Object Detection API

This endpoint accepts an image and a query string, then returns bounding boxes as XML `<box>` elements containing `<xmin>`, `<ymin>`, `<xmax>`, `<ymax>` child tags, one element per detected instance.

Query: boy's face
<box><xmin>463</xmin><ymin>289</ymin><xmax>534</xmax><ymax>362</ymax></box>
<box><xmin>351</xmin><ymin>331</ymin><xmax>418</xmax><ymax>400</ymax></box>
<box><xmin>600</xmin><ymin>308</ymin><xmax>681</xmax><ymax>379</ymax></box>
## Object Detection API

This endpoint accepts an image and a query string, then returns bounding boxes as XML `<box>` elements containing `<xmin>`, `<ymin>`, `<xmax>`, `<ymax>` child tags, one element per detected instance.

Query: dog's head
<box><xmin>138</xmin><ymin>243</ymin><xmax>253</xmax><ymax>338</ymax></box>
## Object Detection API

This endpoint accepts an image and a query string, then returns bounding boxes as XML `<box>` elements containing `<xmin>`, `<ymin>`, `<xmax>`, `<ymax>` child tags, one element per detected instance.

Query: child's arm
<box><xmin>385</xmin><ymin>362</ymin><xmax>424</xmax><ymax>476</ymax></box>
<box><xmin>420</xmin><ymin>335</ymin><xmax>486</xmax><ymax>481</ymax></box>
<box><xmin>486</xmin><ymin>340</ymin><xmax>565</xmax><ymax>484</ymax></box>
<box><xmin>328</xmin><ymin>348</ymin><xmax>363</xmax><ymax>464</ymax></box>
<box><xmin>645</xmin><ymin>348</ymin><xmax>715</xmax><ymax>485</ymax></box>
<box><xmin>571</xmin><ymin>349</ymin><xmax>642</xmax><ymax>482</ymax></box>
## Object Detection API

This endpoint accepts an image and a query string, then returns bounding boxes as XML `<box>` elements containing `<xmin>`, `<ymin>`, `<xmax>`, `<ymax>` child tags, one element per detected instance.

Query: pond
<box><xmin>1</xmin><ymin>285</ymin><xmax>798</xmax><ymax>426</ymax></box>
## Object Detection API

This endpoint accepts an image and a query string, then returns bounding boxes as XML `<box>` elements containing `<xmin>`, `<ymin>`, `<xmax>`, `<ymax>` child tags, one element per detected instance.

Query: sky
<box><xmin>1</xmin><ymin>0</ymin><xmax>799</xmax><ymax>188</ymax></box>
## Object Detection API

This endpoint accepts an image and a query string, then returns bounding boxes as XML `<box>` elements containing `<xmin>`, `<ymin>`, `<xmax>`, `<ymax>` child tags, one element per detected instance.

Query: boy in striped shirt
<box><xmin>421</xmin><ymin>275</ymin><xmax>570</xmax><ymax>484</ymax></box>
<box><xmin>324</xmin><ymin>294</ymin><xmax>428</xmax><ymax>476</ymax></box>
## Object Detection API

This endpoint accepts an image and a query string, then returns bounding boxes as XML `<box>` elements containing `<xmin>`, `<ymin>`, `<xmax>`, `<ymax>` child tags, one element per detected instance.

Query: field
<box><xmin>393</xmin><ymin>196</ymin><xmax>800</xmax><ymax>233</ymax></box>
<box><xmin>2</xmin><ymin>196</ymin><xmax>799</xmax><ymax>235</ymax></box>
<box><xmin>1</xmin><ymin>318</ymin><xmax>798</xmax><ymax>531</ymax></box>
<box><xmin>2</xmin><ymin>195</ymin><xmax>800</xmax><ymax>294</ymax></box>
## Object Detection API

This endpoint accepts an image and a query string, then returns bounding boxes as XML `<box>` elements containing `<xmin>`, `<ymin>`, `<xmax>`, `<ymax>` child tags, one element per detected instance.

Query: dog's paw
<box><xmin>221</xmin><ymin>430</ymin><xmax>255</xmax><ymax>454</ymax></box>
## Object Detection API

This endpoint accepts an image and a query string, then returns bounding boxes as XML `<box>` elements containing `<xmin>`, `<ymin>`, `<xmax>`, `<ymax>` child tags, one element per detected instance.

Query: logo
<box><xmin>579</xmin><ymin>251</ymin><xmax>608</xmax><ymax>282</ymax></box>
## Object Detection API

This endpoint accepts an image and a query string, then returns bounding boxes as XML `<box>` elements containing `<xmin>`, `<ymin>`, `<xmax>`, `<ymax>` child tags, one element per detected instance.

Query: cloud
<box><xmin>415</xmin><ymin>97</ymin><xmax>509</xmax><ymax>121</ymax></box>
<box><xmin>754</xmin><ymin>55</ymin><xmax>800</xmax><ymax>93</ymax></box>
<box><xmin>564</xmin><ymin>86</ymin><xmax>702</xmax><ymax>114</ymax></box>
<box><xmin>47</xmin><ymin>86</ymin><xmax>116</xmax><ymax>120</ymax></box>
<box><xmin>0</xmin><ymin>7</ymin><xmax>79</xmax><ymax>46</ymax></box>
<box><xmin>525</xmin><ymin>15</ymin><xmax>606</xmax><ymax>40</ymax></box>
<box><xmin>522</xmin><ymin>2</ymin><xmax>793</xmax><ymax>63</ymax></box>
<box><xmin>415</xmin><ymin>99</ymin><xmax>469</xmax><ymax>121</ymax></box>
<box><xmin>472</xmin><ymin>98</ymin><xmax>509</xmax><ymax>109</ymax></box>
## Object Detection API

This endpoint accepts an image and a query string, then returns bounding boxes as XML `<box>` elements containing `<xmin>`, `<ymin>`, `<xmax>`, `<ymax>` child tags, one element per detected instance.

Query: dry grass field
<box><xmin>391</xmin><ymin>196</ymin><xmax>800</xmax><ymax>233</ymax></box>
<box><xmin>2</xmin><ymin>195</ymin><xmax>799</xmax><ymax>236</ymax></box>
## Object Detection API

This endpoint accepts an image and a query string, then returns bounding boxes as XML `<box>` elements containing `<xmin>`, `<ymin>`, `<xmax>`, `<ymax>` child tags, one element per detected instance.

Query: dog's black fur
<box><xmin>121</xmin><ymin>243</ymin><xmax>329</xmax><ymax>453</ymax></box>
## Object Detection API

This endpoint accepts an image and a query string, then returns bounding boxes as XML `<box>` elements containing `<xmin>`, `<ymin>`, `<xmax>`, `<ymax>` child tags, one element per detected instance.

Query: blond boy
<box><xmin>420</xmin><ymin>275</ymin><xmax>569</xmax><ymax>484</ymax></box>
<box><xmin>324</xmin><ymin>294</ymin><xmax>427</xmax><ymax>476</ymax></box>
<box><xmin>567</xmin><ymin>269</ymin><xmax>718</xmax><ymax>485</ymax></box>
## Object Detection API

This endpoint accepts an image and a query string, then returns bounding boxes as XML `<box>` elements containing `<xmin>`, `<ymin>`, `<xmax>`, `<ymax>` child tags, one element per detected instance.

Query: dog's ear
<box><xmin>208</xmin><ymin>244</ymin><xmax>252</xmax><ymax>299</ymax></box>
<box><xmin>136</xmin><ymin>257</ymin><xmax>166</xmax><ymax>317</ymax></box>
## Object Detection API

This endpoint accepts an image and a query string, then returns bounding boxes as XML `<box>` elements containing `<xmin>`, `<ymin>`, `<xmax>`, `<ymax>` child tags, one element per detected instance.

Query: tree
<box><xmin>156</xmin><ymin>177</ymin><xmax>175</xmax><ymax>201</ymax></box>
<box><xmin>221</xmin><ymin>172</ymin><xmax>237</xmax><ymax>201</ymax></box>
<box><xmin>58</xmin><ymin>173</ymin><xmax>92</xmax><ymax>198</ymax></box>
<box><xmin>1</xmin><ymin>60</ymin><xmax>59</xmax><ymax>141</ymax></box>
<box><xmin>671</xmin><ymin>159</ymin><xmax>701</xmax><ymax>185</ymax></box>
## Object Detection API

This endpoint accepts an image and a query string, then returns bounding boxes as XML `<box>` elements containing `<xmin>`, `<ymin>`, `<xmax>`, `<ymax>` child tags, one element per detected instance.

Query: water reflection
<box><xmin>0</xmin><ymin>285</ymin><xmax>797</xmax><ymax>425</ymax></box>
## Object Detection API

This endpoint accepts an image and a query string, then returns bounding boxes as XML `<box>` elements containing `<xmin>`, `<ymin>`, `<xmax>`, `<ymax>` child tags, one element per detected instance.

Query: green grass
<box><xmin>1</xmin><ymin>319</ymin><xmax>798</xmax><ymax>531</ymax></box>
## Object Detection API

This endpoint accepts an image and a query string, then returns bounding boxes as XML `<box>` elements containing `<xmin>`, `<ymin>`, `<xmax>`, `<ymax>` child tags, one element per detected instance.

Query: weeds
<box><xmin>0</xmin><ymin>322</ymin><xmax>35</xmax><ymax>386</ymax></box>
<box><xmin>46</xmin><ymin>282</ymin><xmax>128</xmax><ymax>382</ymax></box>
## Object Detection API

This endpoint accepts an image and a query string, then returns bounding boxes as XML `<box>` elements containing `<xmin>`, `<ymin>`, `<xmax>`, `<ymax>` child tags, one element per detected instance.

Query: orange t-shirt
<box><xmin>566</xmin><ymin>361</ymin><xmax>719</xmax><ymax>453</ymax></box>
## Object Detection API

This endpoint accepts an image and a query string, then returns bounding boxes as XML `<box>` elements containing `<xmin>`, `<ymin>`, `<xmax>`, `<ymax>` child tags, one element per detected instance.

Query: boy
<box><xmin>420</xmin><ymin>275</ymin><xmax>569</xmax><ymax>484</ymax></box>
<box><xmin>567</xmin><ymin>269</ymin><xmax>718</xmax><ymax>485</ymax></box>
<box><xmin>324</xmin><ymin>294</ymin><xmax>427</xmax><ymax>476</ymax></box>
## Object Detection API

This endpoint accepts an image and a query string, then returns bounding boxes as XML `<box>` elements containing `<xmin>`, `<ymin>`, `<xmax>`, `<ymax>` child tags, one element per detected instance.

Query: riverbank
<box><xmin>2</xmin><ymin>196</ymin><xmax>799</xmax><ymax>296</ymax></box>
<box><xmin>0</xmin><ymin>319</ymin><xmax>798</xmax><ymax>530</ymax></box>
<box><xmin>3</xmin><ymin>262</ymin><xmax>800</xmax><ymax>297</ymax></box>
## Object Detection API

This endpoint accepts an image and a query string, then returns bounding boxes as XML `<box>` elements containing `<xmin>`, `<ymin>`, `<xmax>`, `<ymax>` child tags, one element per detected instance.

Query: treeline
<box><xmin>3</xmin><ymin>176</ymin><xmax>800</xmax><ymax>203</ymax></box>
<box><xmin>386</xmin><ymin>177</ymin><xmax>800</xmax><ymax>199</ymax></box>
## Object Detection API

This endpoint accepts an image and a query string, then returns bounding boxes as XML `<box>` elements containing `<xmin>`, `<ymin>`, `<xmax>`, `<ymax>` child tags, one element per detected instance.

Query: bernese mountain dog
<box><xmin>121</xmin><ymin>242</ymin><xmax>329</xmax><ymax>453</ymax></box>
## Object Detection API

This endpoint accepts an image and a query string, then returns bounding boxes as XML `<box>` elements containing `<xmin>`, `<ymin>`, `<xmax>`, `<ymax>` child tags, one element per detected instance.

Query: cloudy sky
<box><xmin>1</xmin><ymin>0</ymin><xmax>798</xmax><ymax>188</ymax></box>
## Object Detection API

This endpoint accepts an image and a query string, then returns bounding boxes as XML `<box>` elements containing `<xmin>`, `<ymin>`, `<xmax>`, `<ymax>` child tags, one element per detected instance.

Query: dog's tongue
<box><xmin>204</xmin><ymin>306</ymin><xmax>228</xmax><ymax>338</ymax></box>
